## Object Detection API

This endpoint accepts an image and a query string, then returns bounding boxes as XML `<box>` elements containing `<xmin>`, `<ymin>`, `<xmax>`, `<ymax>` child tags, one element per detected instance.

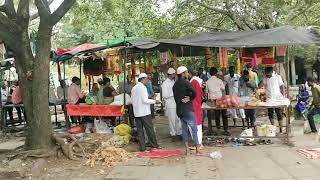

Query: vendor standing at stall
<box><xmin>173</xmin><ymin>66</ymin><xmax>200</xmax><ymax>155</ymax></box>
<box><xmin>224</xmin><ymin>66</ymin><xmax>245</xmax><ymax>126</ymax></box>
<box><xmin>131</xmin><ymin>73</ymin><xmax>160</xmax><ymax>152</ymax></box>
<box><xmin>206</xmin><ymin>67</ymin><xmax>229</xmax><ymax>136</ymax></box>
<box><xmin>189</xmin><ymin>68</ymin><xmax>204</xmax><ymax>148</ymax></box>
<box><xmin>259</xmin><ymin>67</ymin><xmax>285</xmax><ymax>132</ymax></box>
<box><xmin>68</xmin><ymin>77</ymin><xmax>86</xmax><ymax>104</ymax></box>
<box><xmin>240</xmin><ymin>70</ymin><xmax>257</xmax><ymax>127</ymax></box>
<box><xmin>161</xmin><ymin>68</ymin><xmax>182</xmax><ymax>142</ymax></box>
<box><xmin>247</xmin><ymin>63</ymin><xmax>258</xmax><ymax>85</ymax></box>
<box><xmin>306</xmin><ymin>77</ymin><xmax>320</xmax><ymax>133</ymax></box>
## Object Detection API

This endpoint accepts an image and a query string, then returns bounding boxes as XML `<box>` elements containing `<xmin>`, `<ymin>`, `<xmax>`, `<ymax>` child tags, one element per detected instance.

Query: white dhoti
<box><xmin>229</xmin><ymin>109</ymin><xmax>246</xmax><ymax>119</ymax></box>
<box><xmin>197</xmin><ymin>125</ymin><xmax>202</xmax><ymax>145</ymax></box>
<box><xmin>166</xmin><ymin>108</ymin><xmax>182</xmax><ymax>136</ymax></box>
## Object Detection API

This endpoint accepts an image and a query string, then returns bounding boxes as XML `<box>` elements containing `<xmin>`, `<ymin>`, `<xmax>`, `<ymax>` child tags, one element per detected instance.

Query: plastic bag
<box><xmin>210</xmin><ymin>151</ymin><xmax>222</xmax><ymax>159</ymax></box>
<box><xmin>239</xmin><ymin>128</ymin><xmax>254</xmax><ymax>142</ymax></box>
<box><xmin>85</xmin><ymin>96</ymin><xmax>96</xmax><ymax>105</ymax></box>
<box><xmin>94</xmin><ymin>119</ymin><xmax>112</xmax><ymax>134</ymax></box>
<box><xmin>115</xmin><ymin>124</ymin><xmax>132</xmax><ymax>144</ymax></box>
<box><xmin>115</xmin><ymin>124</ymin><xmax>132</xmax><ymax>136</ymax></box>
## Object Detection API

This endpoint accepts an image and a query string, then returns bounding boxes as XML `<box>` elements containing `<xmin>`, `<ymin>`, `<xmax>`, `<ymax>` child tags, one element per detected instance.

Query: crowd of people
<box><xmin>128</xmin><ymin>63</ymin><xmax>320</xmax><ymax>154</ymax></box>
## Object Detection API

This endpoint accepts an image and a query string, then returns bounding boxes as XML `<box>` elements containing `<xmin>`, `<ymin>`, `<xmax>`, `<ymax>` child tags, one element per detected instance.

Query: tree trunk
<box><xmin>14</xmin><ymin>28</ymin><xmax>53</xmax><ymax>150</ymax></box>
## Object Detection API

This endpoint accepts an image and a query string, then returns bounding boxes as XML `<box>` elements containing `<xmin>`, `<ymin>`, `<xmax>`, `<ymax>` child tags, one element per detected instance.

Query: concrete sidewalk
<box><xmin>105</xmin><ymin>145</ymin><xmax>320</xmax><ymax>180</ymax></box>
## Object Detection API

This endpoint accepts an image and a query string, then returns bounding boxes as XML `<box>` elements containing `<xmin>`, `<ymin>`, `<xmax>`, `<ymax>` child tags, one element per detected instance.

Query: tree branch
<box><xmin>50</xmin><ymin>0</ymin><xmax>76</xmax><ymax>26</ymax></box>
<box><xmin>35</xmin><ymin>0</ymin><xmax>51</xmax><ymax>18</ymax></box>
<box><xmin>0</xmin><ymin>14</ymin><xmax>20</xmax><ymax>52</ymax></box>
<box><xmin>0</xmin><ymin>0</ymin><xmax>17</xmax><ymax>19</ymax></box>
<box><xmin>288</xmin><ymin>1</ymin><xmax>318</xmax><ymax>23</ymax></box>
<box><xmin>30</xmin><ymin>0</ymin><xmax>55</xmax><ymax>21</ymax></box>
<box><xmin>17</xmin><ymin>0</ymin><xmax>30</xmax><ymax>28</ymax></box>
<box><xmin>190</xmin><ymin>0</ymin><xmax>229</xmax><ymax>16</ymax></box>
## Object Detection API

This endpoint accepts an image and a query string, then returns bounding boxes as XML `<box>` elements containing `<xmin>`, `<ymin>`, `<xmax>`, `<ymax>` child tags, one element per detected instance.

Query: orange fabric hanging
<box><xmin>205</xmin><ymin>48</ymin><xmax>213</xmax><ymax>68</ymax></box>
<box><xmin>146</xmin><ymin>53</ymin><xmax>153</xmax><ymax>73</ymax></box>
<box><xmin>219</xmin><ymin>47</ymin><xmax>228</xmax><ymax>68</ymax></box>
<box><xmin>131</xmin><ymin>55</ymin><xmax>136</xmax><ymax>84</ymax></box>
<box><xmin>173</xmin><ymin>52</ymin><xmax>178</xmax><ymax>70</ymax></box>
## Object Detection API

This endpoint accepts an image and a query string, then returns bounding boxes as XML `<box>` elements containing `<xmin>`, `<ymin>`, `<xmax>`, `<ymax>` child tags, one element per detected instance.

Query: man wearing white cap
<box><xmin>173</xmin><ymin>66</ymin><xmax>200</xmax><ymax>155</ymax></box>
<box><xmin>131</xmin><ymin>73</ymin><xmax>160</xmax><ymax>151</ymax></box>
<box><xmin>161</xmin><ymin>68</ymin><xmax>182</xmax><ymax>142</ymax></box>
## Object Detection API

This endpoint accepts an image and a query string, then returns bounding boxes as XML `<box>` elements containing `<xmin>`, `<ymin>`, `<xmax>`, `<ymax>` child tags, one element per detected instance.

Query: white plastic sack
<box><xmin>210</xmin><ymin>151</ymin><xmax>222</xmax><ymax>159</ymax></box>
<box><xmin>239</xmin><ymin>128</ymin><xmax>254</xmax><ymax>142</ymax></box>
<box><xmin>111</xmin><ymin>93</ymin><xmax>132</xmax><ymax>105</ymax></box>
<box><xmin>94</xmin><ymin>119</ymin><xmax>112</xmax><ymax>134</ymax></box>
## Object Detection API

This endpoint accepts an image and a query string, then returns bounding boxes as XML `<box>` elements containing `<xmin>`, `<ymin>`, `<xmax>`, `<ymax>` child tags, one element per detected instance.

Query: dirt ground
<box><xmin>0</xmin><ymin>112</ymin><xmax>288</xmax><ymax>180</ymax></box>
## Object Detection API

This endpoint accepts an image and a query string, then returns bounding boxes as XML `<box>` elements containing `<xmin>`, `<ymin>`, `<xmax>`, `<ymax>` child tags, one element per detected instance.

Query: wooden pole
<box><xmin>79</xmin><ymin>59</ymin><xmax>82</xmax><ymax>89</ymax></box>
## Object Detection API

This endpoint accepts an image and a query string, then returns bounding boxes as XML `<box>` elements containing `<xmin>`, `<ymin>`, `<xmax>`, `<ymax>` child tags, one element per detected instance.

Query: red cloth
<box><xmin>63</xmin><ymin>43</ymin><xmax>103</xmax><ymax>55</ymax></box>
<box><xmin>137</xmin><ymin>149</ymin><xmax>183</xmax><ymax>158</ymax></box>
<box><xmin>66</xmin><ymin>104</ymin><xmax>124</xmax><ymax>117</ymax></box>
<box><xmin>12</xmin><ymin>86</ymin><xmax>22</xmax><ymax>104</ymax></box>
<box><xmin>191</xmin><ymin>79</ymin><xmax>203</xmax><ymax>125</ymax></box>
<box><xmin>297</xmin><ymin>148</ymin><xmax>320</xmax><ymax>159</ymax></box>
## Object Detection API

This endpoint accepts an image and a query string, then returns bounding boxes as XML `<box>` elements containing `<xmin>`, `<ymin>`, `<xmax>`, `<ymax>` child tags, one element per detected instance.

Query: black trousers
<box><xmin>267</xmin><ymin>108</ymin><xmax>283</xmax><ymax>121</ymax></box>
<box><xmin>135</xmin><ymin>115</ymin><xmax>159</xmax><ymax>151</ymax></box>
<box><xmin>245</xmin><ymin>109</ymin><xmax>256</xmax><ymax>126</ymax></box>
<box><xmin>5</xmin><ymin>102</ymin><xmax>24</xmax><ymax>121</ymax></box>
<box><xmin>208</xmin><ymin>109</ymin><xmax>228</xmax><ymax>131</ymax></box>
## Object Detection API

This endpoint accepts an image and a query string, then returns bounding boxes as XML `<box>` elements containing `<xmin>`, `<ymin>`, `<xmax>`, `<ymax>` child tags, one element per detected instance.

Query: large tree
<box><xmin>0</xmin><ymin>0</ymin><xmax>76</xmax><ymax>150</ymax></box>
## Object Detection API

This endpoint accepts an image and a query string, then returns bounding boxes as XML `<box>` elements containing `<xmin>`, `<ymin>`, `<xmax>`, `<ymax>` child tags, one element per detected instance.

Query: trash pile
<box><xmin>86</xmin><ymin>146</ymin><xmax>133</xmax><ymax>167</ymax></box>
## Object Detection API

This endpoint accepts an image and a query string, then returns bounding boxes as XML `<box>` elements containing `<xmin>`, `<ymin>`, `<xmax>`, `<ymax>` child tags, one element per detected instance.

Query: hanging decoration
<box><xmin>205</xmin><ymin>48</ymin><xmax>213</xmax><ymax>68</ymax></box>
<box><xmin>251</xmin><ymin>53</ymin><xmax>258</xmax><ymax>68</ymax></box>
<box><xmin>131</xmin><ymin>55</ymin><xmax>136</xmax><ymax>84</ymax></box>
<box><xmin>236</xmin><ymin>57</ymin><xmax>241</xmax><ymax>74</ymax></box>
<box><xmin>219</xmin><ymin>47</ymin><xmax>228</xmax><ymax>68</ymax></box>
<box><xmin>83</xmin><ymin>57</ymin><xmax>105</xmax><ymax>76</ymax></box>
<box><xmin>112</xmin><ymin>55</ymin><xmax>121</xmax><ymax>75</ymax></box>
<box><xmin>276</xmin><ymin>46</ymin><xmax>287</xmax><ymax>63</ymax></box>
<box><xmin>173</xmin><ymin>52</ymin><xmax>178</xmax><ymax>70</ymax></box>
<box><xmin>107</xmin><ymin>56</ymin><xmax>112</xmax><ymax>70</ymax></box>
<box><xmin>146</xmin><ymin>52</ymin><xmax>153</xmax><ymax>73</ymax></box>
<box><xmin>160</xmin><ymin>52</ymin><xmax>168</xmax><ymax>64</ymax></box>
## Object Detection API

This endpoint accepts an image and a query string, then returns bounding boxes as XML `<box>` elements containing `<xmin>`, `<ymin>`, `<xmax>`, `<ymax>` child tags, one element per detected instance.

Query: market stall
<box><xmin>118</xmin><ymin>26</ymin><xmax>320</xmax><ymax>144</ymax></box>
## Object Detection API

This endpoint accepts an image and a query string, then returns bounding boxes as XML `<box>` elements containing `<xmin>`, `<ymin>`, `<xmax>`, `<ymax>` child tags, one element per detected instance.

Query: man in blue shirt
<box><xmin>147</xmin><ymin>73</ymin><xmax>155</xmax><ymax>118</ymax></box>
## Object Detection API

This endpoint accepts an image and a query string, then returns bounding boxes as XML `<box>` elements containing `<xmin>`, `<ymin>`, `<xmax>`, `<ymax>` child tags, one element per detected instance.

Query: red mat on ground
<box><xmin>66</xmin><ymin>104</ymin><xmax>124</xmax><ymax>117</ymax></box>
<box><xmin>137</xmin><ymin>149</ymin><xmax>184</xmax><ymax>158</ymax></box>
<box><xmin>297</xmin><ymin>148</ymin><xmax>320</xmax><ymax>159</ymax></box>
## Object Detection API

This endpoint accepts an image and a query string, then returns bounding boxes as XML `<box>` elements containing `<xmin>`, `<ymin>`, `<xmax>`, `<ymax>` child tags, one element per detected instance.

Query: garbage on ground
<box><xmin>68</xmin><ymin>125</ymin><xmax>85</xmax><ymax>134</ymax></box>
<box><xmin>114</xmin><ymin>124</ymin><xmax>132</xmax><ymax>144</ymax></box>
<box><xmin>256</xmin><ymin>124</ymin><xmax>277</xmax><ymax>137</ymax></box>
<box><xmin>239</xmin><ymin>128</ymin><xmax>255</xmax><ymax>142</ymax></box>
<box><xmin>86</xmin><ymin>146</ymin><xmax>133</xmax><ymax>167</ymax></box>
<box><xmin>210</xmin><ymin>151</ymin><xmax>222</xmax><ymax>159</ymax></box>
<box><xmin>102</xmin><ymin>135</ymin><xmax>126</xmax><ymax>147</ymax></box>
<box><xmin>94</xmin><ymin>119</ymin><xmax>112</xmax><ymax>134</ymax></box>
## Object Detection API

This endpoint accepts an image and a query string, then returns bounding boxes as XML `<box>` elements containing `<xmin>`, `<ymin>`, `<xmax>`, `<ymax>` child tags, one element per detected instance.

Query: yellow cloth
<box><xmin>248</xmin><ymin>70</ymin><xmax>258</xmax><ymax>84</ymax></box>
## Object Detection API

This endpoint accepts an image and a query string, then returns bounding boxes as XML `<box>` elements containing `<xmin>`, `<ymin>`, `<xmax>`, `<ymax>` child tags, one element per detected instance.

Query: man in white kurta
<box><xmin>161</xmin><ymin>68</ymin><xmax>182</xmax><ymax>141</ymax></box>
<box><xmin>131</xmin><ymin>73</ymin><xmax>160</xmax><ymax>151</ymax></box>
<box><xmin>224</xmin><ymin>66</ymin><xmax>245</xmax><ymax>126</ymax></box>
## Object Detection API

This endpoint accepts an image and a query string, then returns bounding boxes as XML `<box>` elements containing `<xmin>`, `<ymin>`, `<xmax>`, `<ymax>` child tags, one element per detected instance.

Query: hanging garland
<box><xmin>205</xmin><ymin>48</ymin><xmax>213</xmax><ymax>68</ymax></box>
